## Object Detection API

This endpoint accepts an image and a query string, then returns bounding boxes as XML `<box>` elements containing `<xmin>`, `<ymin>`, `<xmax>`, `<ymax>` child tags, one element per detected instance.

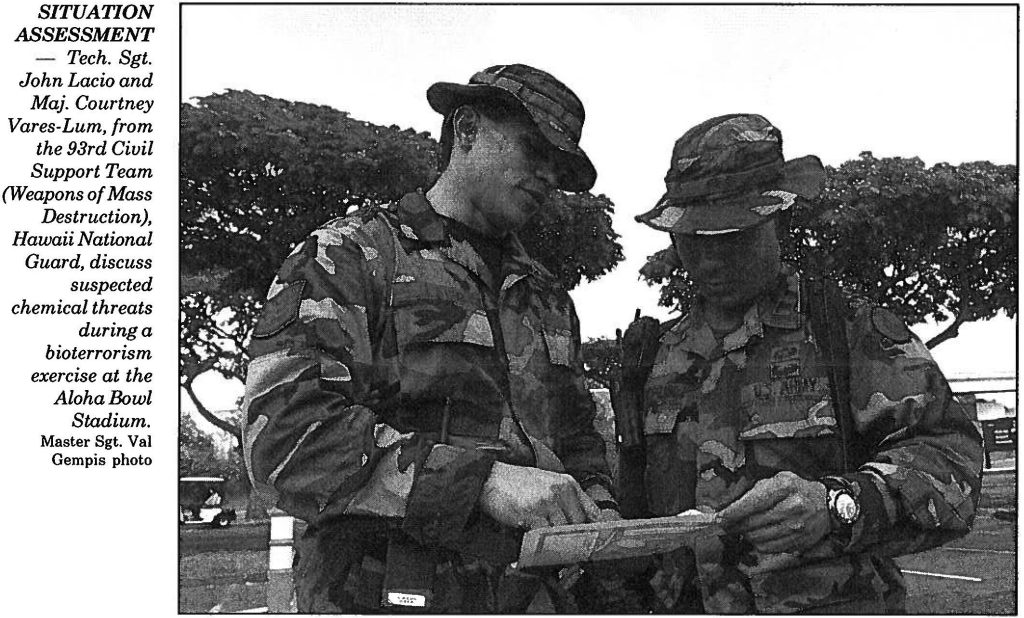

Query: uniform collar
<box><xmin>393</xmin><ymin>191</ymin><xmax>555</xmax><ymax>292</ymax></box>
<box><xmin>666</xmin><ymin>263</ymin><xmax>804</xmax><ymax>358</ymax></box>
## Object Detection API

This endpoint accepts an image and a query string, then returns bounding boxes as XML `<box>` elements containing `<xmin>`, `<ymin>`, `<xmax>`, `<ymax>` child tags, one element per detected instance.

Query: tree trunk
<box><xmin>183</xmin><ymin>381</ymin><xmax>242</xmax><ymax>447</ymax></box>
<box><xmin>244</xmin><ymin>488</ymin><xmax>270</xmax><ymax>522</ymax></box>
<box><xmin>927</xmin><ymin>278</ymin><xmax>972</xmax><ymax>350</ymax></box>
<box><xmin>925</xmin><ymin>312</ymin><xmax>968</xmax><ymax>349</ymax></box>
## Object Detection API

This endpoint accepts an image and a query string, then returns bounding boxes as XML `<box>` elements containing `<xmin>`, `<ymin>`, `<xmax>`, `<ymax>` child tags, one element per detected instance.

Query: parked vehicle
<box><xmin>179</xmin><ymin>476</ymin><xmax>236</xmax><ymax>527</ymax></box>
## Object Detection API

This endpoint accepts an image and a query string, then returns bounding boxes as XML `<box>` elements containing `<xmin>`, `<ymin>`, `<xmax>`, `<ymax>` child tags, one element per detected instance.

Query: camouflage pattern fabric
<box><xmin>242</xmin><ymin>192</ymin><xmax>613</xmax><ymax>612</ymax></box>
<box><xmin>633</xmin><ymin>264</ymin><xmax>982</xmax><ymax>613</ymax></box>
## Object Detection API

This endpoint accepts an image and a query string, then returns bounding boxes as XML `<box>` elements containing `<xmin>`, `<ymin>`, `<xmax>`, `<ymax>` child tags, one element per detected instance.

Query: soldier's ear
<box><xmin>453</xmin><ymin>105</ymin><xmax>480</xmax><ymax>151</ymax></box>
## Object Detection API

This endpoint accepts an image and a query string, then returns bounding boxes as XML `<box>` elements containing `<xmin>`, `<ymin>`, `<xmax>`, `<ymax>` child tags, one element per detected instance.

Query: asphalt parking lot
<box><xmin>897</xmin><ymin>464</ymin><xmax>1017</xmax><ymax>614</ymax></box>
<box><xmin>899</xmin><ymin>512</ymin><xmax>1016</xmax><ymax>613</ymax></box>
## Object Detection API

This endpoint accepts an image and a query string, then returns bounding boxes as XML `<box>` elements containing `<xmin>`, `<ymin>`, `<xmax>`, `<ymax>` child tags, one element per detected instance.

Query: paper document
<box><xmin>517</xmin><ymin>510</ymin><xmax>722</xmax><ymax>568</ymax></box>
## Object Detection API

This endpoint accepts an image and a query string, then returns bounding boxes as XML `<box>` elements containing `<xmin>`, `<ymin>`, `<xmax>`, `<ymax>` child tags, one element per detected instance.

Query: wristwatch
<box><xmin>822</xmin><ymin>476</ymin><xmax>860</xmax><ymax>527</ymax></box>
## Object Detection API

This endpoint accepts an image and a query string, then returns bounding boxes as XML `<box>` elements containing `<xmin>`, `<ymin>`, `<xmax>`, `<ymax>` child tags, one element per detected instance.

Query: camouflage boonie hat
<box><xmin>637</xmin><ymin>114</ymin><xmax>826</xmax><ymax>234</ymax></box>
<box><xmin>427</xmin><ymin>63</ymin><xmax>597</xmax><ymax>192</ymax></box>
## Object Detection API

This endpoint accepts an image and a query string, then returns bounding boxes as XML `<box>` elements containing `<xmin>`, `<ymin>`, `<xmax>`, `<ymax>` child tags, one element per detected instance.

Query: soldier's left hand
<box><xmin>717</xmin><ymin>471</ymin><xmax>829</xmax><ymax>554</ymax></box>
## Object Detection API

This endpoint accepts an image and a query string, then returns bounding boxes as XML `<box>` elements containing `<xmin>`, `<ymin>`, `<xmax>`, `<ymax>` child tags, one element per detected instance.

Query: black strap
<box><xmin>611</xmin><ymin>313</ymin><xmax>679</xmax><ymax>518</ymax></box>
<box><xmin>803</xmin><ymin>276</ymin><xmax>857</xmax><ymax>472</ymax></box>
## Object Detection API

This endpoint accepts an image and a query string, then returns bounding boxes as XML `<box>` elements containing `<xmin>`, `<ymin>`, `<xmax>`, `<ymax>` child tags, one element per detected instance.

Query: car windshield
<box><xmin>179</xmin><ymin>477</ymin><xmax>226</xmax><ymax>508</ymax></box>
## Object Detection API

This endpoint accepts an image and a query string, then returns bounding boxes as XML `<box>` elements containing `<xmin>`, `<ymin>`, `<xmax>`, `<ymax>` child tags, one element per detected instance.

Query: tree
<box><xmin>180</xmin><ymin>90</ymin><xmax>623</xmax><ymax>441</ymax></box>
<box><xmin>179</xmin><ymin>414</ymin><xmax>241</xmax><ymax>478</ymax></box>
<box><xmin>519</xmin><ymin>191</ymin><xmax>622</xmax><ymax>290</ymax></box>
<box><xmin>180</xmin><ymin>90</ymin><xmax>443</xmax><ymax>445</ymax></box>
<box><xmin>641</xmin><ymin>153</ymin><xmax>1017</xmax><ymax>348</ymax></box>
<box><xmin>581</xmin><ymin>337</ymin><xmax>620</xmax><ymax>389</ymax></box>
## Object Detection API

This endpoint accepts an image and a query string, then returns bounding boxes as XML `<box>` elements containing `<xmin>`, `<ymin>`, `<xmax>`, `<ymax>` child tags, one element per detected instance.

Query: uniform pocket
<box><xmin>747</xmin><ymin>554</ymin><xmax>887</xmax><ymax>613</ymax></box>
<box><xmin>392</xmin><ymin>294</ymin><xmax>494</xmax><ymax>349</ymax></box>
<box><xmin>538</xmin><ymin>306</ymin><xmax>573</xmax><ymax>367</ymax></box>
<box><xmin>738</xmin><ymin>382</ymin><xmax>844</xmax><ymax>477</ymax></box>
<box><xmin>642</xmin><ymin>408</ymin><xmax>694</xmax><ymax>515</ymax></box>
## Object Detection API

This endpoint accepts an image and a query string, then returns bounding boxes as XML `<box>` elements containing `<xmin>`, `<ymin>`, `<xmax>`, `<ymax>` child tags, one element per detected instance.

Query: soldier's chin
<box><xmin>703</xmin><ymin>289</ymin><xmax>751</xmax><ymax>311</ymax></box>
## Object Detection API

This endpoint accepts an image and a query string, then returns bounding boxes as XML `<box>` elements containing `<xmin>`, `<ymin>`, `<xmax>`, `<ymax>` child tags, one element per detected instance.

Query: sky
<box><xmin>180</xmin><ymin>3</ymin><xmax>1017</xmax><ymax>425</ymax></box>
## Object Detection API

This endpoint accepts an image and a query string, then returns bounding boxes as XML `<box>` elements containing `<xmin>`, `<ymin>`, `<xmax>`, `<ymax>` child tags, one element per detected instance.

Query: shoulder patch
<box><xmin>870</xmin><ymin>306</ymin><xmax>912</xmax><ymax>344</ymax></box>
<box><xmin>253</xmin><ymin>280</ymin><xmax>306</xmax><ymax>339</ymax></box>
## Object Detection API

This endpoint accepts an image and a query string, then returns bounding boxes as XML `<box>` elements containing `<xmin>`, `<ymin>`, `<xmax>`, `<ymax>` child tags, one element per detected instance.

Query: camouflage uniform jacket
<box><xmin>242</xmin><ymin>192</ymin><xmax>613</xmax><ymax>611</ymax></box>
<box><xmin>638</xmin><ymin>264</ymin><xmax>982</xmax><ymax>613</ymax></box>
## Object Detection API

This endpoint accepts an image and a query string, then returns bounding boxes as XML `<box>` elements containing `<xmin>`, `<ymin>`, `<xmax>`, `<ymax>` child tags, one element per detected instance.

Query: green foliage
<box><xmin>180</xmin><ymin>90</ymin><xmax>442</xmax><ymax>397</ymax></box>
<box><xmin>641</xmin><ymin>153</ymin><xmax>1017</xmax><ymax>347</ymax></box>
<box><xmin>519</xmin><ymin>192</ymin><xmax>623</xmax><ymax>290</ymax></box>
<box><xmin>639</xmin><ymin>245</ymin><xmax>697</xmax><ymax>316</ymax></box>
<box><xmin>180</xmin><ymin>89</ymin><xmax>439</xmax><ymax>301</ymax></box>
<box><xmin>179</xmin><ymin>414</ymin><xmax>242</xmax><ymax>479</ymax></box>
<box><xmin>581</xmin><ymin>337</ymin><xmax>620</xmax><ymax>389</ymax></box>
<box><xmin>180</xmin><ymin>90</ymin><xmax>623</xmax><ymax>430</ymax></box>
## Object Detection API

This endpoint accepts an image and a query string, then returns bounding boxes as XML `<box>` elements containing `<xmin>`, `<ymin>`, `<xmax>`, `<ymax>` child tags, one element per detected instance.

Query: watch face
<box><xmin>834</xmin><ymin>492</ymin><xmax>859</xmax><ymax>524</ymax></box>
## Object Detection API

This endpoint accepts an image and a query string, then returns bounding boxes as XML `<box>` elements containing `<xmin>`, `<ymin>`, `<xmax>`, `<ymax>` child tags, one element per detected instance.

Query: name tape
<box><xmin>386</xmin><ymin>592</ymin><xmax>427</xmax><ymax>608</ymax></box>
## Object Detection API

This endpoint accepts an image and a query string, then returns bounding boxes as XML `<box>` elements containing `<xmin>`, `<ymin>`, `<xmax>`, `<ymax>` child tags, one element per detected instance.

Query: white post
<box><xmin>267</xmin><ymin>508</ymin><xmax>296</xmax><ymax>612</ymax></box>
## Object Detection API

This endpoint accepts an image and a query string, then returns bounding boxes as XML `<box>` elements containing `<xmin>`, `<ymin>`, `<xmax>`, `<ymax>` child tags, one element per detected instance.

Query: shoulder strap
<box><xmin>802</xmin><ymin>276</ymin><xmax>857</xmax><ymax>472</ymax></box>
<box><xmin>375</xmin><ymin>211</ymin><xmax>403</xmax><ymax>329</ymax></box>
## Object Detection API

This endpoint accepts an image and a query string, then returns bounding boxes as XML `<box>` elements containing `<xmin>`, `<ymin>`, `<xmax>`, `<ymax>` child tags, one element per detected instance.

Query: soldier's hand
<box><xmin>480</xmin><ymin>462</ymin><xmax>601</xmax><ymax>530</ymax></box>
<box><xmin>717</xmin><ymin>471</ymin><xmax>829</xmax><ymax>554</ymax></box>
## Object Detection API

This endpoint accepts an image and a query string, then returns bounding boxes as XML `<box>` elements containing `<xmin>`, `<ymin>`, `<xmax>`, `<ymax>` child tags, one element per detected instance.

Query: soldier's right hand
<box><xmin>479</xmin><ymin>462</ymin><xmax>601</xmax><ymax>530</ymax></box>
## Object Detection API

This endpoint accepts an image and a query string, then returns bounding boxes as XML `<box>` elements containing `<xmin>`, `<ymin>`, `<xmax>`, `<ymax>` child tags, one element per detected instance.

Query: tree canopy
<box><xmin>180</xmin><ymin>90</ymin><xmax>623</xmax><ymax>441</ymax></box>
<box><xmin>641</xmin><ymin>152</ymin><xmax>1017</xmax><ymax>348</ymax></box>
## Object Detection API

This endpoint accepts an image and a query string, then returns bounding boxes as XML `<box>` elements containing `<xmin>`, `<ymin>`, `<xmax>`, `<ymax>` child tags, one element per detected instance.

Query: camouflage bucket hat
<box><xmin>636</xmin><ymin>114</ymin><xmax>826</xmax><ymax>234</ymax></box>
<box><xmin>427</xmin><ymin>63</ymin><xmax>597</xmax><ymax>192</ymax></box>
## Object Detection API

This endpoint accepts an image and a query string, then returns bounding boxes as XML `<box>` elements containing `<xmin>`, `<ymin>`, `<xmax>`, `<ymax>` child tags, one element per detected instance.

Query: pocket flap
<box><xmin>541</xmin><ymin>326</ymin><xmax>572</xmax><ymax>366</ymax></box>
<box><xmin>747</xmin><ymin>554</ymin><xmax>886</xmax><ymax>613</ymax></box>
<box><xmin>394</xmin><ymin>299</ymin><xmax>494</xmax><ymax>348</ymax></box>
<box><xmin>643</xmin><ymin>407</ymin><xmax>681</xmax><ymax>435</ymax></box>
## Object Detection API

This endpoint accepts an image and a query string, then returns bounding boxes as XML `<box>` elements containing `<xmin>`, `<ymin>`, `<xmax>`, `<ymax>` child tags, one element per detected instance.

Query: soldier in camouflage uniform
<box><xmin>242</xmin><ymin>64</ymin><xmax>618</xmax><ymax>612</ymax></box>
<box><xmin>616</xmin><ymin>113</ymin><xmax>983</xmax><ymax>613</ymax></box>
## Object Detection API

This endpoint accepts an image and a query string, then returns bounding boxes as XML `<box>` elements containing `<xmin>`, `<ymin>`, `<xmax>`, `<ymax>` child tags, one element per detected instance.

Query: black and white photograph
<box><xmin>178</xmin><ymin>3</ymin><xmax>1017</xmax><ymax>614</ymax></box>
